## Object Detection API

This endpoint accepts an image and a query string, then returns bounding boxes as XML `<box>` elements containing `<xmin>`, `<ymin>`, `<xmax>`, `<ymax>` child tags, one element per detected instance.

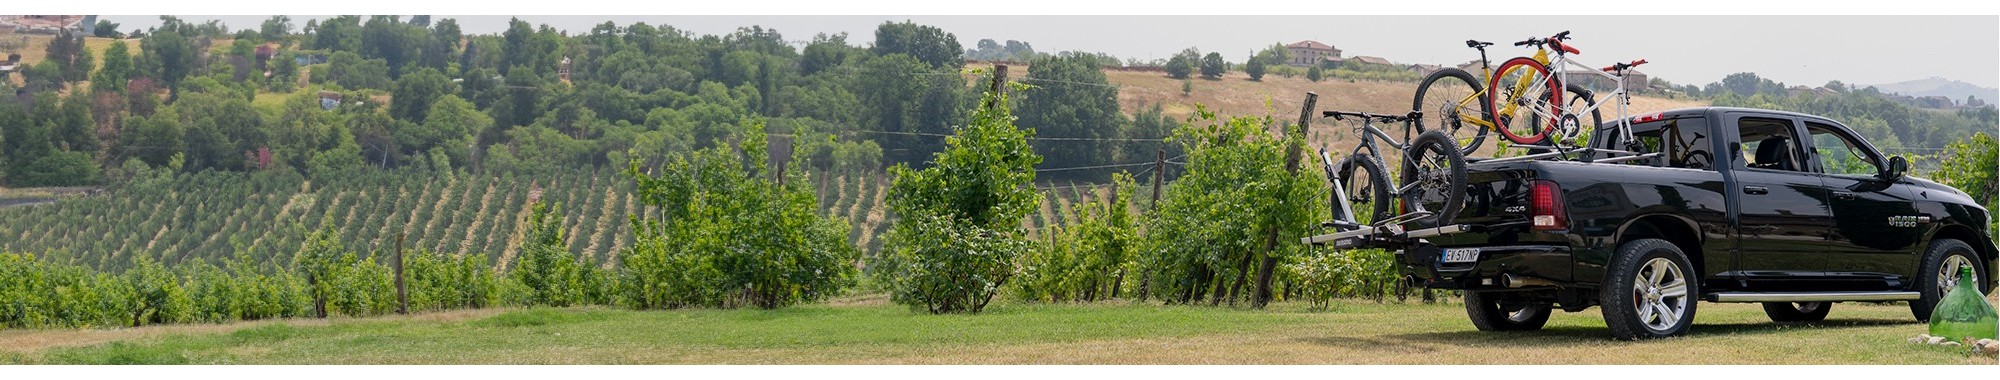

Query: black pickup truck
<box><xmin>1403</xmin><ymin>106</ymin><xmax>1996</xmax><ymax>339</ymax></box>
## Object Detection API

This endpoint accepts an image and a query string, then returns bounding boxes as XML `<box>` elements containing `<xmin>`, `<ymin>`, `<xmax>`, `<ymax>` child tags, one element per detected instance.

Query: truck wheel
<box><xmin>1601</xmin><ymin>238</ymin><xmax>1698</xmax><ymax>340</ymax></box>
<box><xmin>1761</xmin><ymin>302</ymin><xmax>1831</xmax><ymax>322</ymax></box>
<box><xmin>1909</xmin><ymin>239</ymin><xmax>1984</xmax><ymax>322</ymax></box>
<box><xmin>1465</xmin><ymin>290</ymin><xmax>1550</xmax><ymax>331</ymax></box>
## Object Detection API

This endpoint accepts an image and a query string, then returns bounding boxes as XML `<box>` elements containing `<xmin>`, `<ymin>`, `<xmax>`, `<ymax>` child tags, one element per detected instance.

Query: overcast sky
<box><xmin>110</xmin><ymin>15</ymin><xmax>1997</xmax><ymax>88</ymax></box>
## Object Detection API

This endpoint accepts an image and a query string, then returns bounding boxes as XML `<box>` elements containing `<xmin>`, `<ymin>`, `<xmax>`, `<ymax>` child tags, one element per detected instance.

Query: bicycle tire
<box><xmin>1528</xmin><ymin>83</ymin><xmax>1603</xmax><ymax>149</ymax></box>
<box><xmin>1485</xmin><ymin>57</ymin><xmax>1561</xmax><ymax>145</ymax></box>
<box><xmin>1401</xmin><ymin>130</ymin><xmax>1468</xmax><ymax>228</ymax></box>
<box><xmin>1335</xmin><ymin>155</ymin><xmax>1393</xmax><ymax>226</ymax></box>
<box><xmin>1413</xmin><ymin>68</ymin><xmax>1491</xmax><ymax>156</ymax></box>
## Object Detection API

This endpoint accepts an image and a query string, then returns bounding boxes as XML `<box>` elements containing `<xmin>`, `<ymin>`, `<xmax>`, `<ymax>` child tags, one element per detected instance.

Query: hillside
<box><xmin>1868</xmin><ymin>76</ymin><xmax>1999</xmax><ymax>105</ymax></box>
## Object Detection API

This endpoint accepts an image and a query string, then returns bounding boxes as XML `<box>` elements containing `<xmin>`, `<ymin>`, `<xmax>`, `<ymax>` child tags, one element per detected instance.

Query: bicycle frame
<box><xmin>1484</xmin><ymin>51</ymin><xmax>1660</xmax><ymax>165</ymax></box>
<box><xmin>1446</xmin><ymin>49</ymin><xmax>1553</xmax><ymax>132</ymax></box>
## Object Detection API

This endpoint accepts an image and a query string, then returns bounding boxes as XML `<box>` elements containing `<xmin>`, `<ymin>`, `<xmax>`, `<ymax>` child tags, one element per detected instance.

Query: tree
<box><xmin>94</xmin><ymin>19</ymin><xmax>122</xmax><ymax>38</ymax></box>
<box><xmin>421</xmin><ymin>19</ymin><xmax>462</xmax><ymax>72</ymax></box>
<box><xmin>11</xmin><ymin>150</ymin><xmax>101</xmax><ymax>187</ymax></box>
<box><xmin>92</xmin><ymin>41</ymin><xmax>134</xmax><ymax>93</ymax></box>
<box><xmin>1017</xmin><ymin>54</ymin><xmax>1124</xmax><ymax>176</ymax></box>
<box><xmin>879</xmin><ymin>81</ymin><xmax>1041</xmax><ymax>314</ymax></box>
<box><xmin>1165</xmin><ymin>54</ymin><xmax>1193</xmax><ymax>79</ymax></box>
<box><xmin>391</xmin><ymin>67</ymin><xmax>452</xmax><ymax>123</ymax></box>
<box><xmin>1244</xmin><ymin>55</ymin><xmax>1266</xmax><ymax>81</ymax></box>
<box><xmin>1200</xmin><ymin>52</ymin><xmax>1227</xmax><ymax>79</ymax></box>
<box><xmin>799</xmin><ymin>32</ymin><xmax>851</xmax><ymax>76</ymax></box>
<box><xmin>410</xmin><ymin>95</ymin><xmax>485</xmax><ymax>168</ymax></box>
<box><xmin>260</xmin><ymin>15</ymin><xmax>292</xmax><ymax>42</ymax></box>
<box><xmin>45</xmin><ymin>30</ymin><xmax>93</xmax><ymax>83</ymax></box>
<box><xmin>871</xmin><ymin>21</ymin><xmax>963</xmax><ymax>69</ymax></box>
<box><xmin>858</xmin><ymin>54</ymin><xmax>964</xmax><ymax>164</ymax></box>
<box><xmin>1929</xmin><ymin>132</ymin><xmax>1997</xmax><ymax>213</ymax></box>
<box><xmin>621</xmin><ymin>120</ymin><xmax>857</xmax><ymax>309</ymax></box>
<box><xmin>140</xmin><ymin>27</ymin><xmax>197</xmax><ymax>87</ymax></box>
<box><xmin>1306</xmin><ymin>65</ymin><xmax>1323</xmax><ymax>82</ymax></box>
<box><xmin>1255</xmin><ymin>43</ymin><xmax>1291</xmax><ymax>66</ymax></box>
<box><xmin>323</xmin><ymin>51</ymin><xmax>392</xmax><ymax>90</ymax></box>
<box><xmin>312</xmin><ymin>15</ymin><xmax>363</xmax><ymax>52</ymax></box>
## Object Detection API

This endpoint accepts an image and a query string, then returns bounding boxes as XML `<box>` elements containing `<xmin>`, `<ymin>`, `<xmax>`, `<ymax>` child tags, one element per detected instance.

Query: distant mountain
<box><xmin>1866</xmin><ymin>77</ymin><xmax>1999</xmax><ymax>106</ymax></box>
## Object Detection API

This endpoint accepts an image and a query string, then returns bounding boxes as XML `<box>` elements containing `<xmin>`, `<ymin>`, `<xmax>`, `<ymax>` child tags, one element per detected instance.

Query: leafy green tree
<box><xmin>410</xmin><ymin>95</ymin><xmax>485</xmax><ymax>168</ymax></box>
<box><xmin>879</xmin><ymin>82</ymin><xmax>1042</xmax><ymax>314</ymax></box>
<box><xmin>119</xmin><ymin>113</ymin><xmax>183</xmax><ymax>168</ymax></box>
<box><xmin>1244</xmin><ymin>55</ymin><xmax>1266</xmax><ymax>81</ymax></box>
<box><xmin>94</xmin><ymin>19</ymin><xmax>122</xmax><ymax>38</ymax></box>
<box><xmin>312</xmin><ymin>15</ymin><xmax>364</xmax><ymax>52</ymax></box>
<box><xmin>1306</xmin><ymin>65</ymin><xmax>1323</xmax><ymax>82</ymax></box>
<box><xmin>1200</xmin><ymin>52</ymin><xmax>1227</xmax><ymax>79</ymax></box>
<box><xmin>858</xmin><ymin>54</ymin><xmax>964</xmax><ymax>164</ymax></box>
<box><xmin>1165</xmin><ymin>54</ymin><xmax>1193</xmax><ymax>80</ymax></box>
<box><xmin>12</xmin><ymin>150</ymin><xmax>102</xmax><ymax>186</ymax></box>
<box><xmin>1016</xmin><ymin>53</ymin><xmax>1124</xmax><ymax>176</ymax></box>
<box><xmin>260</xmin><ymin>15</ymin><xmax>292</xmax><ymax>42</ymax></box>
<box><xmin>422</xmin><ymin>18</ymin><xmax>462</xmax><ymax>72</ymax></box>
<box><xmin>140</xmin><ymin>26</ymin><xmax>197</xmax><ymax>87</ymax></box>
<box><xmin>871</xmin><ymin>21</ymin><xmax>963</xmax><ymax>70</ymax></box>
<box><xmin>1255</xmin><ymin>43</ymin><xmax>1291</xmax><ymax>66</ymax></box>
<box><xmin>391</xmin><ymin>67</ymin><xmax>452</xmax><ymax>123</ymax></box>
<box><xmin>621</xmin><ymin>120</ymin><xmax>858</xmax><ymax>309</ymax></box>
<box><xmin>799</xmin><ymin>32</ymin><xmax>851</xmax><ymax>76</ymax></box>
<box><xmin>45</xmin><ymin>30</ymin><xmax>93</xmax><ymax>83</ymax></box>
<box><xmin>323</xmin><ymin>51</ymin><xmax>392</xmax><ymax>90</ymax></box>
<box><xmin>1928</xmin><ymin>132</ymin><xmax>1997</xmax><ymax>213</ymax></box>
<box><xmin>92</xmin><ymin>41</ymin><xmax>134</xmax><ymax>93</ymax></box>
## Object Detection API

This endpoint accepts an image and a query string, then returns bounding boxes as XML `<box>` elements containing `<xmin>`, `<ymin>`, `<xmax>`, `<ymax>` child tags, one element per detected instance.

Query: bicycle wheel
<box><xmin>1528</xmin><ymin>83</ymin><xmax>1603</xmax><ymax>148</ymax></box>
<box><xmin>1401</xmin><ymin>130</ymin><xmax>1468</xmax><ymax>228</ymax></box>
<box><xmin>1486</xmin><ymin>57</ymin><xmax>1561</xmax><ymax>145</ymax></box>
<box><xmin>1413</xmin><ymin>68</ymin><xmax>1491</xmax><ymax>156</ymax></box>
<box><xmin>1335</xmin><ymin>155</ymin><xmax>1392</xmax><ymax>226</ymax></box>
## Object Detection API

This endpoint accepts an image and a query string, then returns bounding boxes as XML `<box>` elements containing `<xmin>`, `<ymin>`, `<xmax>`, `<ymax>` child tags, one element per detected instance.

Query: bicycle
<box><xmin>1310</xmin><ymin>109</ymin><xmax>1467</xmax><ymax>244</ymax></box>
<box><xmin>1412</xmin><ymin>35</ymin><xmax>1597</xmax><ymax>155</ymax></box>
<box><xmin>1483</xmin><ymin>31</ymin><xmax>1656</xmax><ymax>163</ymax></box>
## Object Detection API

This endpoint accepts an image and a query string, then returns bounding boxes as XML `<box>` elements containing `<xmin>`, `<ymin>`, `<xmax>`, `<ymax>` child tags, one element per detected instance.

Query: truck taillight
<box><xmin>1530</xmin><ymin>180</ymin><xmax>1567</xmax><ymax>231</ymax></box>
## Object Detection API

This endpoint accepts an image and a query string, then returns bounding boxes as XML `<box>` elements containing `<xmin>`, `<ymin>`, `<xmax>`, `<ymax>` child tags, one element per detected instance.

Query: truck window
<box><xmin>1805</xmin><ymin>122</ymin><xmax>1881</xmax><ymax>177</ymax></box>
<box><xmin>1736</xmin><ymin>117</ymin><xmax>1804</xmax><ymax>172</ymax></box>
<box><xmin>1627</xmin><ymin>117</ymin><xmax>1713</xmax><ymax>170</ymax></box>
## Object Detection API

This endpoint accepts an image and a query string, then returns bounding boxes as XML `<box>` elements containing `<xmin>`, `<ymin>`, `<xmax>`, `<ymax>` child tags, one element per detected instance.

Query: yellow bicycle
<box><xmin>1413</xmin><ymin>33</ymin><xmax>1600</xmax><ymax>155</ymax></box>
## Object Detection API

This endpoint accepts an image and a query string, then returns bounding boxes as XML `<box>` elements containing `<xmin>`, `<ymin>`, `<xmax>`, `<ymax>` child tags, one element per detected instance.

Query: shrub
<box><xmin>620</xmin><ymin>120</ymin><xmax>858</xmax><ymax>309</ymax></box>
<box><xmin>879</xmin><ymin>83</ymin><xmax>1041</xmax><ymax>314</ymax></box>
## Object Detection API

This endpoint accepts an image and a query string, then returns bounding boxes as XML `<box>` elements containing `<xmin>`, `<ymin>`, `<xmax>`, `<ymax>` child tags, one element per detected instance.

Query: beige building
<box><xmin>1285</xmin><ymin>40</ymin><xmax>1341</xmax><ymax>67</ymax></box>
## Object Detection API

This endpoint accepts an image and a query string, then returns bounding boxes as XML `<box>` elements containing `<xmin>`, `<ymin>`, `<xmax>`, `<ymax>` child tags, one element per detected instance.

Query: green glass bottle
<box><xmin>1928</xmin><ymin>266</ymin><xmax>1999</xmax><ymax>341</ymax></box>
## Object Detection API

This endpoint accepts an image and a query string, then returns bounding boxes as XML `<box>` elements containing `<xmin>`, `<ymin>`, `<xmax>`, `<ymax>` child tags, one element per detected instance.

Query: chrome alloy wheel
<box><xmin>1632</xmin><ymin>257</ymin><xmax>1690</xmax><ymax>331</ymax></box>
<box><xmin>1938</xmin><ymin>255</ymin><xmax>1974</xmax><ymax>296</ymax></box>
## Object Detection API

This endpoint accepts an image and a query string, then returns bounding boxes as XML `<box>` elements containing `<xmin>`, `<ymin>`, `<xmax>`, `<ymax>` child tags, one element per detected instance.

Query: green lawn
<box><xmin>3</xmin><ymin>297</ymin><xmax>1992</xmax><ymax>364</ymax></box>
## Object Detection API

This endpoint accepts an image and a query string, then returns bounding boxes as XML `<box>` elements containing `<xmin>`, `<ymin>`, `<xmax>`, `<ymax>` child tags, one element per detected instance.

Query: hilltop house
<box><xmin>1408</xmin><ymin>64</ymin><xmax>1443</xmax><ymax>76</ymax></box>
<box><xmin>1561</xmin><ymin>69</ymin><xmax>1648</xmax><ymax>92</ymax></box>
<box><xmin>1285</xmin><ymin>40</ymin><xmax>1341</xmax><ymax>67</ymax></box>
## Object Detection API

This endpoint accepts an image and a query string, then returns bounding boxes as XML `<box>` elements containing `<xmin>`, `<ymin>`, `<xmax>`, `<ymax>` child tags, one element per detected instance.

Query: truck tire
<box><xmin>1909</xmin><ymin>238</ymin><xmax>1985</xmax><ymax>322</ymax></box>
<box><xmin>1761</xmin><ymin>302</ymin><xmax>1831</xmax><ymax>322</ymax></box>
<box><xmin>1601</xmin><ymin>238</ymin><xmax>1699</xmax><ymax>340</ymax></box>
<box><xmin>1465</xmin><ymin>290</ymin><xmax>1551</xmax><ymax>331</ymax></box>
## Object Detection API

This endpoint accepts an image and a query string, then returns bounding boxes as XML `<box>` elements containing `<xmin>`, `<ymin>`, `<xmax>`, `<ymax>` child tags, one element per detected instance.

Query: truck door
<box><xmin>1803</xmin><ymin>120</ymin><xmax>1923</xmax><ymax>287</ymax></box>
<box><xmin>1726</xmin><ymin>115</ymin><xmax>1835</xmax><ymax>288</ymax></box>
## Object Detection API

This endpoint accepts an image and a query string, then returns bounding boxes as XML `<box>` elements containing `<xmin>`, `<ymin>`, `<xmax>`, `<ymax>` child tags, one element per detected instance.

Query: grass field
<box><xmin>5</xmin><ymin>297</ymin><xmax>1992</xmax><ymax>365</ymax></box>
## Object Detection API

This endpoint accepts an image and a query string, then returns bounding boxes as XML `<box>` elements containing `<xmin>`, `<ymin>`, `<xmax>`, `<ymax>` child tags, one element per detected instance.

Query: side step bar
<box><xmin>1707</xmin><ymin>291</ymin><xmax>1920</xmax><ymax>303</ymax></box>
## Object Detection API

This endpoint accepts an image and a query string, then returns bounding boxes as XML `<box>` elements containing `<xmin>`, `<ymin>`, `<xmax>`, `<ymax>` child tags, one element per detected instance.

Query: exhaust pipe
<box><xmin>1502</xmin><ymin>274</ymin><xmax>1555</xmax><ymax>288</ymax></box>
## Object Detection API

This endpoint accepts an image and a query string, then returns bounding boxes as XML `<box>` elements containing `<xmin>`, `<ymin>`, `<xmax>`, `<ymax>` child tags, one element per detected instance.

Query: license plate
<box><xmin>1441</xmin><ymin>248</ymin><xmax>1480</xmax><ymax>263</ymax></box>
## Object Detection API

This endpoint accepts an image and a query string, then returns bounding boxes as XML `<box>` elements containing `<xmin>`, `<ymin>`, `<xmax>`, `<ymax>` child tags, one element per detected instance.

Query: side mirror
<box><xmin>1880</xmin><ymin>155</ymin><xmax>1909</xmax><ymax>181</ymax></box>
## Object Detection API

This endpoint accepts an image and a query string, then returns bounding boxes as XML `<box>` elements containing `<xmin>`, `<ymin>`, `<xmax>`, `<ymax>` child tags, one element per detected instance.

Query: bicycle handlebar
<box><xmin>1512</xmin><ymin>37</ymin><xmax>1543</xmax><ymax>47</ymax></box>
<box><xmin>1601</xmin><ymin>59</ymin><xmax>1650</xmax><ymax>72</ymax></box>
<box><xmin>1552</xmin><ymin>30</ymin><xmax>1572</xmax><ymax>40</ymax></box>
